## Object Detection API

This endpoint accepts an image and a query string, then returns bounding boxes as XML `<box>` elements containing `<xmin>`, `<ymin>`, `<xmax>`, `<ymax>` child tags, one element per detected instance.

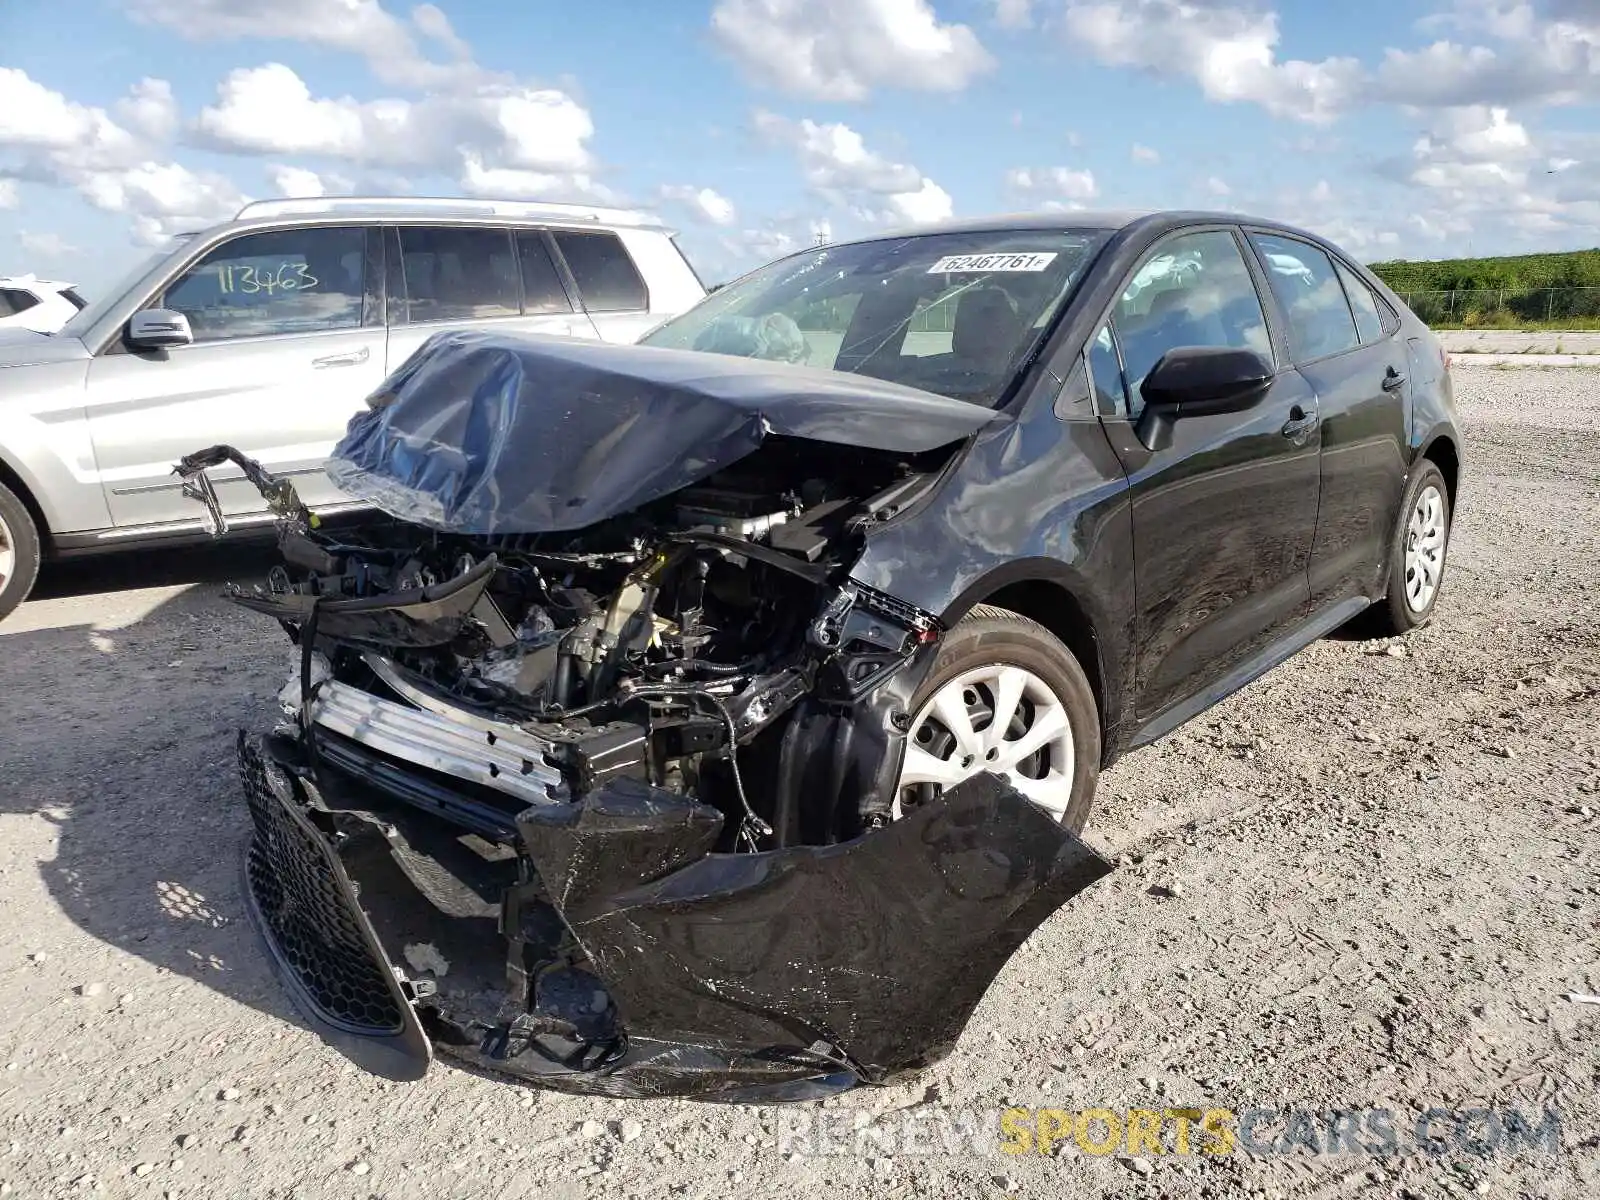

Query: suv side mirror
<box><xmin>1135</xmin><ymin>346</ymin><xmax>1274</xmax><ymax>451</ymax></box>
<box><xmin>126</xmin><ymin>308</ymin><xmax>193</xmax><ymax>350</ymax></box>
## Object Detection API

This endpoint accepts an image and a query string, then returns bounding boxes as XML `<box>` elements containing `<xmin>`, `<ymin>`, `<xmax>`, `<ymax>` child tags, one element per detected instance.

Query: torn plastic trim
<box><xmin>175</xmin><ymin>444</ymin><xmax>316</xmax><ymax>536</ymax></box>
<box><xmin>235</xmin><ymin>728</ymin><xmax>1113</xmax><ymax>1100</ymax></box>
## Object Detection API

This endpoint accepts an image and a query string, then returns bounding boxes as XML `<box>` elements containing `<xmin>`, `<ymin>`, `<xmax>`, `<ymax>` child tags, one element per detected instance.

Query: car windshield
<box><xmin>641</xmin><ymin>229</ymin><xmax>1108</xmax><ymax>407</ymax></box>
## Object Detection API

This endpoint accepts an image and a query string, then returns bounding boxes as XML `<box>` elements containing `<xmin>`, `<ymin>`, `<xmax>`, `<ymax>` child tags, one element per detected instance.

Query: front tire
<box><xmin>0</xmin><ymin>481</ymin><xmax>41</xmax><ymax>622</ymax></box>
<box><xmin>895</xmin><ymin>605</ymin><xmax>1100</xmax><ymax>832</ymax></box>
<box><xmin>1373</xmin><ymin>461</ymin><xmax>1451</xmax><ymax>636</ymax></box>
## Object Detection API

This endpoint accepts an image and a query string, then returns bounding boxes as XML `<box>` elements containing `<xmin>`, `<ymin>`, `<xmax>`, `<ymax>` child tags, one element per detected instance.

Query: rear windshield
<box><xmin>642</xmin><ymin>230</ymin><xmax>1107</xmax><ymax>407</ymax></box>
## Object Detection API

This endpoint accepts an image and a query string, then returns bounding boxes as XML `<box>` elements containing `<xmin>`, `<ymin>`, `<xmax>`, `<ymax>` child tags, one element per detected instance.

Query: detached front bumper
<box><xmin>236</xmin><ymin>728</ymin><xmax>1112</xmax><ymax>1101</ymax></box>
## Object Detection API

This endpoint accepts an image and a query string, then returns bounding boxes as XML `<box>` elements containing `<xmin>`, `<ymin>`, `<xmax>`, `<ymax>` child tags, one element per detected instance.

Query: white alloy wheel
<box><xmin>1404</xmin><ymin>483</ymin><xmax>1446</xmax><ymax>613</ymax></box>
<box><xmin>896</xmin><ymin>663</ymin><xmax>1077</xmax><ymax>822</ymax></box>
<box><xmin>0</xmin><ymin>510</ymin><xmax>15</xmax><ymax>591</ymax></box>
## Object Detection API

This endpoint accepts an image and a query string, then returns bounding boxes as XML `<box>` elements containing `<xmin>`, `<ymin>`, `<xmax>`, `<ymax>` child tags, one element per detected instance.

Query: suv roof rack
<box><xmin>233</xmin><ymin>195</ymin><xmax>665</xmax><ymax>228</ymax></box>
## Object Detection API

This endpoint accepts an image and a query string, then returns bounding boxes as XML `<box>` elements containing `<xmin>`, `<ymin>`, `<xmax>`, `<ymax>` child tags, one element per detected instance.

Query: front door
<box><xmin>1090</xmin><ymin>228</ymin><xmax>1323</xmax><ymax>733</ymax></box>
<box><xmin>85</xmin><ymin>224</ymin><xmax>384</xmax><ymax>526</ymax></box>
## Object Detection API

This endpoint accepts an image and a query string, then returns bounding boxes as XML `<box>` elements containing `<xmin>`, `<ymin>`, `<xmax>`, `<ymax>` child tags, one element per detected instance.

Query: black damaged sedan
<box><xmin>179</xmin><ymin>210</ymin><xmax>1461</xmax><ymax>1100</ymax></box>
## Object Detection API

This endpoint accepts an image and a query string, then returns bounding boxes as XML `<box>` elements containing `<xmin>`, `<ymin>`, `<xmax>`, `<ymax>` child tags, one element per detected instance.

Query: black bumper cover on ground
<box><xmin>237</xmin><ymin>731</ymin><xmax>1112</xmax><ymax>1101</ymax></box>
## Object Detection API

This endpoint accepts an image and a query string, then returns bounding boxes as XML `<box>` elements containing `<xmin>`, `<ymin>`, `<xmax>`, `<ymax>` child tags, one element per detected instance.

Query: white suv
<box><xmin>0</xmin><ymin>197</ymin><xmax>707</xmax><ymax>618</ymax></box>
<box><xmin>0</xmin><ymin>275</ymin><xmax>86</xmax><ymax>334</ymax></box>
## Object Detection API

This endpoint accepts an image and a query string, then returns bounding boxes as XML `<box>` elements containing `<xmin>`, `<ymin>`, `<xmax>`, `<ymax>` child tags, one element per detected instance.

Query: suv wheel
<box><xmin>895</xmin><ymin>605</ymin><xmax>1100</xmax><ymax>832</ymax></box>
<box><xmin>1373</xmin><ymin>461</ymin><xmax>1452</xmax><ymax>635</ymax></box>
<box><xmin>0</xmin><ymin>481</ymin><xmax>41</xmax><ymax>622</ymax></box>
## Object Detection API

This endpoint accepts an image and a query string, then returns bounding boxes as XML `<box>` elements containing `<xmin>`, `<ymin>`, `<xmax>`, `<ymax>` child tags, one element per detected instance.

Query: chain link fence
<box><xmin>1396</xmin><ymin>287</ymin><xmax>1600</xmax><ymax>326</ymax></box>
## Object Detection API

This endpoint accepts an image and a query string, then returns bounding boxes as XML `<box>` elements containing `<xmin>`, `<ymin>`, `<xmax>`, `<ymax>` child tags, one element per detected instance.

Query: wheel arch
<box><xmin>0</xmin><ymin>452</ymin><xmax>51</xmax><ymax>552</ymax></box>
<box><xmin>1419</xmin><ymin>433</ymin><xmax>1460</xmax><ymax>512</ymax></box>
<box><xmin>942</xmin><ymin>563</ymin><xmax>1122</xmax><ymax>761</ymax></box>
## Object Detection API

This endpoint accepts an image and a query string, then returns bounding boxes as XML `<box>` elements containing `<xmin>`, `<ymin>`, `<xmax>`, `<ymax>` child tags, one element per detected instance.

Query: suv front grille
<box><xmin>238</xmin><ymin>735</ymin><xmax>405</xmax><ymax>1035</ymax></box>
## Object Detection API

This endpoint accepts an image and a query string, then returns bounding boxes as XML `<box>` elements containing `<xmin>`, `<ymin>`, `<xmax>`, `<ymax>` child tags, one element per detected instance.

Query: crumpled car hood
<box><xmin>327</xmin><ymin>329</ymin><xmax>1006</xmax><ymax>535</ymax></box>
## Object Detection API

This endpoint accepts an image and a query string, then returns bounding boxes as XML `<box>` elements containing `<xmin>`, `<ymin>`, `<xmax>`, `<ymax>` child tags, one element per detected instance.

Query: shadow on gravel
<box><xmin>1</xmin><ymin>544</ymin><xmax>319</xmax><ymax>1036</ymax></box>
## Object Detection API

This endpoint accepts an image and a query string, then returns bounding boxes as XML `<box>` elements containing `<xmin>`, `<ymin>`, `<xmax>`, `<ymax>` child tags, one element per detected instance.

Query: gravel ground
<box><xmin>2</xmin><ymin>362</ymin><xmax>1597</xmax><ymax>1199</ymax></box>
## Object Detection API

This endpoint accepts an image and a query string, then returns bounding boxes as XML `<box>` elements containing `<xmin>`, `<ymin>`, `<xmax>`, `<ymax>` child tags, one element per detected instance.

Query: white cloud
<box><xmin>1061</xmin><ymin>1</ymin><xmax>1364</xmax><ymax>123</ymax></box>
<box><xmin>125</xmin><ymin>0</ymin><xmax>479</xmax><ymax>89</ymax></box>
<box><xmin>18</xmin><ymin>230</ymin><xmax>78</xmax><ymax>257</ymax></box>
<box><xmin>662</xmin><ymin>185</ymin><xmax>738</xmax><ymax>226</ymax></box>
<box><xmin>1131</xmin><ymin>142</ymin><xmax>1160</xmax><ymax>163</ymax></box>
<box><xmin>712</xmin><ymin>0</ymin><xmax>994</xmax><ymax>101</ymax></box>
<box><xmin>755</xmin><ymin>111</ymin><xmax>952</xmax><ymax>224</ymax></box>
<box><xmin>114</xmin><ymin>79</ymin><xmax>179</xmax><ymax>143</ymax></box>
<box><xmin>193</xmin><ymin>63</ymin><xmax>600</xmax><ymax>186</ymax></box>
<box><xmin>1376</xmin><ymin>1</ymin><xmax>1600</xmax><ymax>109</ymax></box>
<box><xmin>992</xmin><ymin>0</ymin><xmax>1034</xmax><ymax>28</ymax></box>
<box><xmin>0</xmin><ymin>180</ymin><xmax>16</xmax><ymax>210</ymax></box>
<box><xmin>458</xmin><ymin>155</ymin><xmax>623</xmax><ymax>206</ymax></box>
<box><xmin>885</xmin><ymin>178</ymin><xmax>954</xmax><ymax>224</ymax></box>
<box><xmin>268</xmin><ymin>164</ymin><xmax>356</xmax><ymax>197</ymax></box>
<box><xmin>1006</xmin><ymin>165</ymin><xmax>1099</xmax><ymax>203</ymax></box>
<box><xmin>80</xmin><ymin>161</ymin><xmax>248</xmax><ymax>245</ymax></box>
<box><xmin>1206</xmin><ymin>175</ymin><xmax>1232</xmax><ymax>196</ymax></box>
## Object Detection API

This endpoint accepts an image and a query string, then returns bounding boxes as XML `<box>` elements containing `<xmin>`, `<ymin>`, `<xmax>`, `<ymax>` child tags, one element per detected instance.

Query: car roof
<box><xmin>827</xmin><ymin>209</ymin><xmax>1336</xmax><ymax>250</ymax></box>
<box><xmin>179</xmin><ymin>196</ymin><xmax>675</xmax><ymax>240</ymax></box>
<box><xmin>0</xmin><ymin>275</ymin><xmax>75</xmax><ymax>290</ymax></box>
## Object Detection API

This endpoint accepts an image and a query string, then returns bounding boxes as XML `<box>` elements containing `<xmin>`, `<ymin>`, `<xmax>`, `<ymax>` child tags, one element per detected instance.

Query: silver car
<box><xmin>0</xmin><ymin>196</ymin><xmax>707</xmax><ymax>618</ymax></box>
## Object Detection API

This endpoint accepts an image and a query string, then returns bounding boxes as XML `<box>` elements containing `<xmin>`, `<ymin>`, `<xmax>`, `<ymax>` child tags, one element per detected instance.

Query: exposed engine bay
<box><xmin>177</xmin><ymin>330</ymin><xmax>1111</xmax><ymax>1101</ymax></box>
<box><xmin>186</xmin><ymin>434</ymin><xmax>947</xmax><ymax>848</ymax></box>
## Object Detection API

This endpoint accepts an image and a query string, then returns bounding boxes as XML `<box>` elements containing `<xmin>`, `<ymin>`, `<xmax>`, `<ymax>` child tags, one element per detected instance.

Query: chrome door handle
<box><xmin>1281</xmin><ymin>405</ymin><xmax>1319</xmax><ymax>445</ymax></box>
<box><xmin>312</xmin><ymin>346</ymin><xmax>371</xmax><ymax>369</ymax></box>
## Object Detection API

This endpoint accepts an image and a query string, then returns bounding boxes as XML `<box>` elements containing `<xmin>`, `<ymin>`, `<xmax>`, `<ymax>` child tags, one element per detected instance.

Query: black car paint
<box><xmin>853</xmin><ymin>211</ymin><xmax>1459</xmax><ymax>769</ymax></box>
<box><xmin>203</xmin><ymin>210</ymin><xmax>1461</xmax><ymax>1101</ymax></box>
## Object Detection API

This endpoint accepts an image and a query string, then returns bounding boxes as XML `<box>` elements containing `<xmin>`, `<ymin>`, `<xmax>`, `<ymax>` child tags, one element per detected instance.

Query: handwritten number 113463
<box><xmin>216</xmin><ymin>262</ymin><xmax>320</xmax><ymax>295</ymax></box>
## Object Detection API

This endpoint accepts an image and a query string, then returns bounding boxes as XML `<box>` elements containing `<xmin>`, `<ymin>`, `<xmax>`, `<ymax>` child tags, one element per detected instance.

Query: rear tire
<box><xmin>1371</xmin><ymin>461</ymin><xmax>1451</xmax><ymax>636</ymax></box>
<box><xmin>0</xmin><ymin>481</ymin><xmax>41</xmax><ymax>622</ymax></box>
<box><xmin>896</xmin><ymin>604</ymin><xmax>1100</xmax><ymax>832</ymax></box>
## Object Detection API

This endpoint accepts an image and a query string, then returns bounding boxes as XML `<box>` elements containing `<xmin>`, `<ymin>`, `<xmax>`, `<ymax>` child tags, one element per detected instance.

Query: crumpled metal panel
<box><xmin>509</xmin><ymin>771</ymin><xmax>1112</xmax><ymax>1096</ymax></box>
<box><xmin>326</xmin><ymin>329</ymin><xmax>1005</xmax><ymax>535</ymax></box>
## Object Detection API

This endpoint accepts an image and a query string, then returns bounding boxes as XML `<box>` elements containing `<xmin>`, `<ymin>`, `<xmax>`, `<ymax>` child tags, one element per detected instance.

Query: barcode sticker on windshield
<box><xmin>927</xmin><ymin>252</ymin><xmax>1058</xmax><ymax>274</ymax></box>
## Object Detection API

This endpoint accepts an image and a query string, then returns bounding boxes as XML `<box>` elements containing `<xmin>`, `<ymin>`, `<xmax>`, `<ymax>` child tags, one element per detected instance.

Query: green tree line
<box><xmin>1368</xmin><ymin>248</ymin><xmax>1600</xmax><ymax>292</ymax></box>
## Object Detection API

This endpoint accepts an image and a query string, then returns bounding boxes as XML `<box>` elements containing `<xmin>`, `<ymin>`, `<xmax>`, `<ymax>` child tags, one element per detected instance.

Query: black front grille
<box><xmin>237</xmin><ymin>736</ymin><xmax>405</xmax><ymax>1035</ymax></box>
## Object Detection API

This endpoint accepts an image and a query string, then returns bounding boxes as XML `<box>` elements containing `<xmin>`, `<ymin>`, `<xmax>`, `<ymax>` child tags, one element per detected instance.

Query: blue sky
<box><xmin>2</xmin><ymin>0</ymin><xmax>1597</xmax><ymax>290</ymax></box>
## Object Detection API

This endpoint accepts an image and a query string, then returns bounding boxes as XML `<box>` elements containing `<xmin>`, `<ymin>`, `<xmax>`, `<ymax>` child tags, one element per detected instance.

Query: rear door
<box><xmin>549</xmin><ymin>229</ymin><xmax>655</xmax><ymax>343</ymax></box>
<box><xmin>383</xmin><ymin>225</ymin><xmax>600</xmax><ymax>372</ymax></box>
<box><xmin>84</xmin><ymin>224</ymin><xmax>385</xmax><ymax>525</ymax></box>
<box><xmin>1245</xmin><ymin>232</ymin><xmax>1410</xmax><ymax>608</ymax></box>
<box><xmin>1090</xmin><ymin>227</ymin><xmax>1323</xmax><ymax>735</ymax></box>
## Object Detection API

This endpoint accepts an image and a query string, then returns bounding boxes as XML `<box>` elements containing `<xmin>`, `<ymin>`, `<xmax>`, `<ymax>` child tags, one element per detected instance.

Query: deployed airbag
<box><xmin>327</xmin><ymin>329</ymin><xmax>1004</xmax><ymax>535</ymax></box>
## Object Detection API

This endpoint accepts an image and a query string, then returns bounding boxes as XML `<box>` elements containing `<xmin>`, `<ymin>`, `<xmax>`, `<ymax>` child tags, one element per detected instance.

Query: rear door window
<box><xmin>553</xmin><ymin>231</ymin><xmax>648</xmax><ymax>312</ymax></box>
<box><xmin>397</xmin><ymin>227</ymin><xmax>521</xmax><ymax>323</ymax></box>
<box><xmin>160</xmin><ymin>226</ymin><xmax>369</xmax><ymax>342</ymax></box>
<box><xmin>516</xmin><ymin>232</ymin><xmax>575</xmax><ymax>315</ymax></box>
<box><xmin>1249</xmin><ymin>234</ymin><xmax>1359</xmax><ymax>362</ymax></box>
<box><xmin>1334</xmin><ymin>260</ymin><xmax>1386</xmax><ymax>344</ymax></box>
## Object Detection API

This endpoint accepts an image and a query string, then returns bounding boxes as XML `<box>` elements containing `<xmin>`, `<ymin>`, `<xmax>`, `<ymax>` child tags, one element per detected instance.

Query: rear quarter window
<box><xmin>554</xmin><ymin>231</ymin><xmax>648</xmax><ymax>312</ymax></box>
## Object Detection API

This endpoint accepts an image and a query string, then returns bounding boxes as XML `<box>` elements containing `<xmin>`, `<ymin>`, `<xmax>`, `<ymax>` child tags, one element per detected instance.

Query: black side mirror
<box><xmin>1134</xmin><ymin>346</ymin><xmax>1275</xmax><ymax>451</ymax></box>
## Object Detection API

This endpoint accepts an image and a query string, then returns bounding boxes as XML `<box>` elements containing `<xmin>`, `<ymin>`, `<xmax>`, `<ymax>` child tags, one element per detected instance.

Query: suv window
<box><xmin>161</xmin><ymin>227</ymin><xmax>367</xmax><ymax>342</ymax></box>
<box><xmin>61</xmin><ymin>287</ymin><xmax>88</xmax><ymax>311</ymax></box>
<box><xmin>397</xmin><ymin>227</ymin><xmax>521</xmax><ymax>323</ymax></box>
<box><xmin>1249</xmin><ymin>233</ymin><xmax>1359</xmax><ymax>362</ymax></box>
<box><xmin>0</xmin><ymin>288</ymin><xmax>40</xmax><ymax>316</ymax></box>
<box><xmin>1111</xmin><ymin>229</ymin><xmax>1271</xmax><ymax>417</ymax></box>
<box><xmin>516</xmin><ymin>232</ymin><xmax>574</xmax><ymax>315</ymax></box>
<box><xmin>554</xmin><ymin>231</ymin><xmax>647</xmax><ymax>311</ymax></box>
<box><xmin>1334</xmin><ymin>260</ymin><xmax>1385</xmax><ymax>344</ymax></box>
